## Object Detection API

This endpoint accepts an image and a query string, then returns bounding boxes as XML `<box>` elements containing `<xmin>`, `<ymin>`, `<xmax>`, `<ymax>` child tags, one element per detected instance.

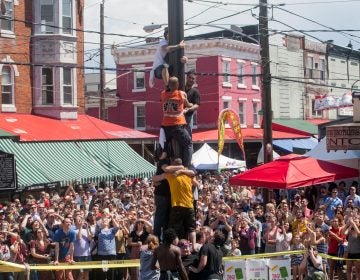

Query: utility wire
<box><xmin>274</xmin><ymin>6</ymin><xmax>360</xmax><ymax>44</ymax></box>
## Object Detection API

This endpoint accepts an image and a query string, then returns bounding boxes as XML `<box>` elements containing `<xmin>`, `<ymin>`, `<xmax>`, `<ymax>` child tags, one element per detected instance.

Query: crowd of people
<box><xmin>0</xmin><ymin>171</ymin><xmax>358</xmax><ymax>280</ymax></box>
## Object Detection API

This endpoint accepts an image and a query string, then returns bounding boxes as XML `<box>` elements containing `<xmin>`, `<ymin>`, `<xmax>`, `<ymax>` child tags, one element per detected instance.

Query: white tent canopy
<box><xmin>257</xmin><ymin>144</ymin><xmax>280</xmax><ymax>164</ymax></box>
<box><xmin>306</xmin><ymin>137</ymin><xmax>360</xmax><ymax>169</ymax></box>
<box><xmin>192</xmin><ymin>143</ymin><xmax>246</xmax><ymax>170</ymax></box>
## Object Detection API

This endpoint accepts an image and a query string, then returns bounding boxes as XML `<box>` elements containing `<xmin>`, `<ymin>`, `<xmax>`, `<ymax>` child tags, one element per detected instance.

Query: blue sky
<box><xmin>83</xmin><ymin>0</ymin><xmax>360</xmax><ymax>71</ymax></box>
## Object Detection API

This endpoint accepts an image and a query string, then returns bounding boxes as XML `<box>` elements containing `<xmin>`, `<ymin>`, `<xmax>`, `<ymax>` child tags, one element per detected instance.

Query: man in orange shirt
<box><xmin>161</xmin><ymin>76</ymin><xmax>193</xmax><ymax>167</ymax></box>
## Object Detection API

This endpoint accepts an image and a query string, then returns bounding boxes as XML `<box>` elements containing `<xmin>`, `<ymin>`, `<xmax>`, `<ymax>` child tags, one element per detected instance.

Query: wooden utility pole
<box><xmin>167</xmin><ymin>0</ymin><xmax>185</xmax><ymax>90</ymax></box>
<box><xmin>99</xmin><ymin>0</ymin><xmax>105</xmax><ymax>120</ymax></box>
<box><xmin>259</xmin><ymin>0</ymin><xmax>273</xmax><ymax>202</ymax></box>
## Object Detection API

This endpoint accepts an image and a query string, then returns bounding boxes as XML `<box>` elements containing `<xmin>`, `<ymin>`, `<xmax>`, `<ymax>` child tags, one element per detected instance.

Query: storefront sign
<box><xmin>326</xmin><ymin>125</ymin><xmax>360</xmax><ymax>150</ymax></box>
<box><xmin>0</xmin><ymin>151</ymin><xmax>16</xmax><ymax>190</ymax></box>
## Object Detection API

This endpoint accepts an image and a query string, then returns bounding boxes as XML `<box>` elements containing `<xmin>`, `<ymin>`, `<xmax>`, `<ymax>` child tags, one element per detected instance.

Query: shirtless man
<box><xmin>151</xmin><ymin>228</ymin><xmax>188</xmax><ymax>280</ymax></box>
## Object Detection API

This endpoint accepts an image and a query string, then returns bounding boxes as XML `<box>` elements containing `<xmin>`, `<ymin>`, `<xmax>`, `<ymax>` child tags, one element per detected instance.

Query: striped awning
<box><xmin>77</xmin><ymin>141</ymin><xmax>156</xmax><ymax>179</ymax></box>
<box><xmin>0</xmin><ymin>139</ymin><xmax>155</xmax><ymax>188</ymax></box>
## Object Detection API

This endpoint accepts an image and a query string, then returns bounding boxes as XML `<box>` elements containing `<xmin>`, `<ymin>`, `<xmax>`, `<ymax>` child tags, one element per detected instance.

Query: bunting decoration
<box><xmin>218</xmin><ymin>108</ymin><xmax>245</xmax><ymax>161</ymax></box>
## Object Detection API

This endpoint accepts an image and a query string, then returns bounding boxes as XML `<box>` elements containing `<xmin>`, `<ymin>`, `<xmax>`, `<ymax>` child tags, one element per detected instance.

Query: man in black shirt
<box><xmin>184</xmin><ymin>71</ymin><xmax>200</xmax><ymax>137</ymax></box>
<box><xmin>189</xmin><ymin>230</ymin><xmax>225</xmax><ymax>280</ymax></box>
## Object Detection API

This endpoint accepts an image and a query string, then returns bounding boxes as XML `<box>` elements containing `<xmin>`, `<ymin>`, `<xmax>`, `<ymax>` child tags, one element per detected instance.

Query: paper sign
<box><xmin>224</xmin><ymin>260</ymin><xmax>247</xmax><ymax>280</ymax></box>
<box><xmin>246</xmin><ymin>259</ymin><xmax>269</xmax><ymax>280</ymax></box>
<box><xmin>268</xmin><ymin>258</ymin><xmax>291</xmax><ymax>280</ymax></box>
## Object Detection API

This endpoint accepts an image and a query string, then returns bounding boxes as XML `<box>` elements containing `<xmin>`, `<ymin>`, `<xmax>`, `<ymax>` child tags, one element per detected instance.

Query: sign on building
<box><xmin>326</xmin><ymin>125</ymin><xmax>360</xmax><ymax>150</ymax></box>
<box><xmin>0</xmin><ymin>151</ymin><xmax>16</xmax><ymax>190</ymax></box>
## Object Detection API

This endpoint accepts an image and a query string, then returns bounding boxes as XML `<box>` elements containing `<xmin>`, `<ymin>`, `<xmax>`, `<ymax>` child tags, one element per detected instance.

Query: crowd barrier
<box><xmin>0</xmin><ymin>250</ymin><xmax>359</xmax><ymax>277</ymax></box>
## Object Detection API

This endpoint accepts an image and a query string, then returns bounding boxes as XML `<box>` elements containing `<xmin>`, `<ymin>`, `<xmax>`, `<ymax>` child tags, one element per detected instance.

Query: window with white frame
<box><xmin>62</xmin><ymin>0</ymin><xmax>72</xmax><ymax>34</ymax></box>
<box><xmin>237</xmin><ymin>62</ymin><xmax>245</xmax><ymax>86</ymax></box>
<box><xmin>133</xmin><ymin>69</ymin><xmax>145</xmax><ymax>91</ymax></box>
<box><xmin>42</xmin><ymin>67</ymin><xmax>54</xmax><ymax>104</ymax></box>
<box><xmin>1</xmin><ymin>66</ymin><xmax>13</xmax><ymax>105</ymax></box>
<box><xmin>311</xmin><ymin>99</ymin><xmax>322</xmax><ymax>118</ymax></box>
<box><xmin>238</xmin><ymin>101</ymin><xmax>246</xmax><ymax>126</ymax></box>
<box><xmin>40</xmin><ymin>0</ymin><xmax>54</xmax><ymax>34</ymax></box>
<box><xmin>63</xmin><ymin>68</ymin><xmax>73</xmax><ymax>104</ymax></box>
<box><xmin>251</xmin><ymin>64</ymin><xmax>258</xmax><ymax>86</ymax></box>
<box><xmin>253</xmin><ymin>102</ymin><xmax>260</xmax><ymax>126</ymax></box>
<box><xmin>319</xmin><ymin>59</ymin><xmax>325</xmax><ymax>81</ymax></box>
<box><xmin>192</xmin><ymin>111</ymin><xmax>198</xmax><ymax>128</ymax></box>
<box><xmin>134</xmin><ymin>104</ymin><xmax>146</xmax><ymax>130</ymax></box>
<box><xmin>1</xmin><ymin>0</ymin><xmax>14</xmax><ymax>32</ymax></box>
<box><xmin>222</xmin><ymin>59</ymin><xmax>231</xmax><ymax>85</ymax></box>
<box><xmin>307</xmin><ymin>56</ymin><xmax>314</xmax><ymax>79</ymax></box>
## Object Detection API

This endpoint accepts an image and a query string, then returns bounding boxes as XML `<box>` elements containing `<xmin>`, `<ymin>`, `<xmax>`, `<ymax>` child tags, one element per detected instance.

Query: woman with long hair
<box><xmin>96</xmin><ymin>214</ymin><xmax>119</xmax><ymax>280</ymax></box>
<box><xmin>328</xmin><ymin>217</ymin><xmax>346</xmax><ymax>280</ymax></box>
<box><xmin>30</xmin><ymin>228</ymin><xmax>53</xmax><ymax>280</ymax></box>
<box><xmin>128</xmin><ymin>220</ymin><xmax>150</xmax><ymax>280</ymax></box>
<box><xmin>342</xmin><ymin>217</ymin><xmax>360</xmax><ymax>280</ymax></box>
<box><xmin>140</xmin><ymin>235</ymin><xmax>160</xmax><ymax>280</ymax></box>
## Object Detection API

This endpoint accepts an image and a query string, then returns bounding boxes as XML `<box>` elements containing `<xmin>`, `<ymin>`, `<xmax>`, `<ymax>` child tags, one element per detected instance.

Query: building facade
<box><xmin>327</xmin><ymin>43</ymin><xmax>360</xmax><ymax>118</ymax></box>
<box><xmin>0</xmin><ymin>0</ymin><xmax>85</xmax><ymax>119</ymax></box>
<box><xmin>110</xmin><ymin>37</ymin><xmax>262</xmax><ymax>134</ymax></box>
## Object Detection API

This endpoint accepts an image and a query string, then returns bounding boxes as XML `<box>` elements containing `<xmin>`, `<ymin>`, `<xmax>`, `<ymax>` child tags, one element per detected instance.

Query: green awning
<box><xmin>0</xmin><ymin>139</ymin><xmax>51</xmax><ymax>187</ymax></box>
<box><xmin>78</xmin><ymin>140</ymin><xmax>156</xmax><ymax>179</ymax></box>
<box><xmin>0</xmin><ymin>129</ymin><xmax>18</xmax><ymax>139</ymax></box>
<box><xmin>0</xmin><ymin>139</ymin><xmax>155</xmax><ymax>188</ymax></box>
<box><xmin>273</xmin><ymin>119</ymin><xmax>319</xmax><ymax>135</ymax></box>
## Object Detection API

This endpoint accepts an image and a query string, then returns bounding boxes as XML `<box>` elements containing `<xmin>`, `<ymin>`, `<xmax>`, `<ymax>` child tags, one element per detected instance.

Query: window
<box><xmin>307</xmin><ymin>57</ymin><xmax>313</xmax><ymax>79</ymax></box>
<box><xmin>1</xmin><ymin>66</ymin><xmax>13</xmax><ymax>105</ymax></box>
<box><xmin>223</xmin><ymin>101</ymin><xmax>230</xmax><ymax>109</ymax></box>
<box><xmin>319</xmin><ymin>59</ymin><xmax>325</xmax><ymax>81</ymax></box>
<box><xmin>238</xmin><ymin>62</ymin><xmax>244</xmax><ymax>85</ymax></box>
<box><xmin>62</xmin><ymin>0</ymin><xmax>72</xmax><ymax>34</ymax></box>
<box><xmin>134</xmin><ymin>70</ymin><xmax>145</xmax><ymax>90</ymax></box>
<box><xmin>1</xmin><ymin>0</ymin><xmax>14</xmax><ymax>32</ymax></box>
<box><xmin>251</xmin><ymin>64</ymin><xmax>258</xmax><ymax>86</ymax></box>
<box><xmin>222</xmin><ymin>60</ymin><xmax>231</xmax><ymax>84</ymax></box>
<box><xmin>253</xmin><ymin>102</ymin><xmax>259</xmax><ymax>126</ymax></box>
<box><xmin>63</xmin><ymin>68</ymin><xmax>72</xmax><ymax>104</ymax></box>
<box><xmin>192</xmin><ymin>111</ymin><xmax>198</xmax><ymax>128</ymax></box>
<box><xmin>134</xmin><ymin>104</ymin><xmax>146</xmax><ymax>130</ymax></box>
<box><xmin>40</xmin><ymin>0</ymin><xmax>54</xmax><ymax>34</ymax></box>
<box><xmin>239</xmin><ymin>102</ymin><xmax>246</xmax><ymax>126</ymax></box>
<box><xmin>42</xmin><ymin>67</ymin><xmax>54</xmax><ymax>104</ymax></box>
<box><xmin>311</xmin><ymin>99</ymin><xmax>322</xmax><ymax>118</ymax></box>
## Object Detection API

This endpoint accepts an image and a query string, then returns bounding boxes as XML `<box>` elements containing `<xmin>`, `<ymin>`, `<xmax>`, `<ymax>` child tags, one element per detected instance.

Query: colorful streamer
<box><xmin>218</xmin><ymin>108</ymin><xmax>245</xmax><ymax>160</ymax></box>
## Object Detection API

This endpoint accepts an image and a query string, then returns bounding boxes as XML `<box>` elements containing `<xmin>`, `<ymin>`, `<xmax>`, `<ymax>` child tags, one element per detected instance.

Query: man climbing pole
<box><xmin>160</xmin><ymin>76</ymin><xmax>193</xmax><ymax>168</ymax></box>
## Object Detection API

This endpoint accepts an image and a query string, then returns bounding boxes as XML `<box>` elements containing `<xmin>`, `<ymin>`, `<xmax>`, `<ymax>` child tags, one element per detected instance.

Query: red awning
<box><xmin>192</xmin><ymin>128</ymin><xmax>310</xmax><ymax>142</ymax></box>
<box><xmin>229</xmin><ymin>154</ymin><xmax>359</xmax><ymax>189</ymax></box>
<box><xmin>0</xmin><ymin>114</ymin><xmax>156</xmax><ymax>141</ymax></box>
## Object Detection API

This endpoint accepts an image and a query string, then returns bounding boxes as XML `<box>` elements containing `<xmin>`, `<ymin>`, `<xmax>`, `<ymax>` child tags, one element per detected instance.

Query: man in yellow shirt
<box><xmin>152</xmin><ymin>158</ymin><xmax>197</xmax><ymax>246</ymax></box>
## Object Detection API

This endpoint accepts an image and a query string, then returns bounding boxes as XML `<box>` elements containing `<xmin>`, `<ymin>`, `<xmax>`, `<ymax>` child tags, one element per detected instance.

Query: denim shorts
<box><xmin>74</xmin><ymin>255</ymin><xmax>92</xmax><ymax>262</ymax></box>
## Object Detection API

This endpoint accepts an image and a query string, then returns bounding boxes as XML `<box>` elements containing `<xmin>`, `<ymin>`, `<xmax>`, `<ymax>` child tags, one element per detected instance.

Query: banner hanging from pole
<box><xmin>218</xmin><ymin>108</ymin><xmax>245</xmax><ymax>161</ymax></box>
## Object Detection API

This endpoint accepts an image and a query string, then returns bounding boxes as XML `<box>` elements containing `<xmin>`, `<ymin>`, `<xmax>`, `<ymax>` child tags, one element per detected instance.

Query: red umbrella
<box><xmin>229</xmin><ymin>154</ymin><xmax>359</xmax><ymax>189</ymax></box>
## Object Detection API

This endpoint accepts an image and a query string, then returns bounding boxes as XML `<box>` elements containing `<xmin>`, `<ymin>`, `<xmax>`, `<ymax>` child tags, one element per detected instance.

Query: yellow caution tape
<box><xmin>0</xmin><ymin>250</ymin><xmax>359</xmax><ymax>273</ymax></box>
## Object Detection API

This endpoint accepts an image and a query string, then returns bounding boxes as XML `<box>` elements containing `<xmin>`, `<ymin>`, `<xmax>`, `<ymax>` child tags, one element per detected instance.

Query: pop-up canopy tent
<box><xmin>229</xmin><ymin>154</ymin><xmax>358</xmax><ymax>189</ymax></box>
<box><xmin>306</xmin><ymin>137</ymin><xmax>360</xmax><ymax>169</ymax></box>
<box><xmin>192</xmin><ymin>143</ymin><xmax>246</xmax><ymax>170</ymax></box>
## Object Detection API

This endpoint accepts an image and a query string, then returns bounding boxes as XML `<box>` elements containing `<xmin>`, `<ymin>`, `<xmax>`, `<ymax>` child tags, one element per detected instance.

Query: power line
<box><xmin>274</xmin><ymin>6</ymin><xmax>360</xmax><ymax>44</ymax></box>
<box><xmin>281</xmin><ymin>0</ymin><xmax>360</xmax><ymax>6</ymax></box>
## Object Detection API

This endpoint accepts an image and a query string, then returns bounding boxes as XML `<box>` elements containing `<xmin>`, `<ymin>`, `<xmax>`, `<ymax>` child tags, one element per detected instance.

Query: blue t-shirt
<box><xmin>325</xmin><ymin>197</ymin><xmax>342</xmax><ymax>220</ymax></box>
<box><xmin>54</xmin><ymin>228</ymin><xmax>76</xmax><ymax>260</ymax></box>
<box><xmin>97</xmin><ymin>227</ymin><xmax>118</xmax><ymax>256</ymax></box>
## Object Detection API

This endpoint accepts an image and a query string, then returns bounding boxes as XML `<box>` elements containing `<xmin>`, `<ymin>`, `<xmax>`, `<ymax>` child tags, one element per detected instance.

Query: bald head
<box><xmin>168</xmin><ymin>76</ymin><xmax>179</xmax><ymax>91</ymax></box>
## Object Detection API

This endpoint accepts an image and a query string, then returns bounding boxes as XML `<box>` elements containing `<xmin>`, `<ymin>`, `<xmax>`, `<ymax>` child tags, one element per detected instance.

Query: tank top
<box><xmin>161</xmin><ymin>90</ymin><xmax>186</xmax><ymax>126</ymax></box>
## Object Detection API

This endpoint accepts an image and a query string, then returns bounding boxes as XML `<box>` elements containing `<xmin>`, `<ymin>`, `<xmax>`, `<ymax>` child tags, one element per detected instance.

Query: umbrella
<box><xmin>229</xmin><ymin>154</ymin><xmax>359</xmax><ymax>189</ymax></box>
